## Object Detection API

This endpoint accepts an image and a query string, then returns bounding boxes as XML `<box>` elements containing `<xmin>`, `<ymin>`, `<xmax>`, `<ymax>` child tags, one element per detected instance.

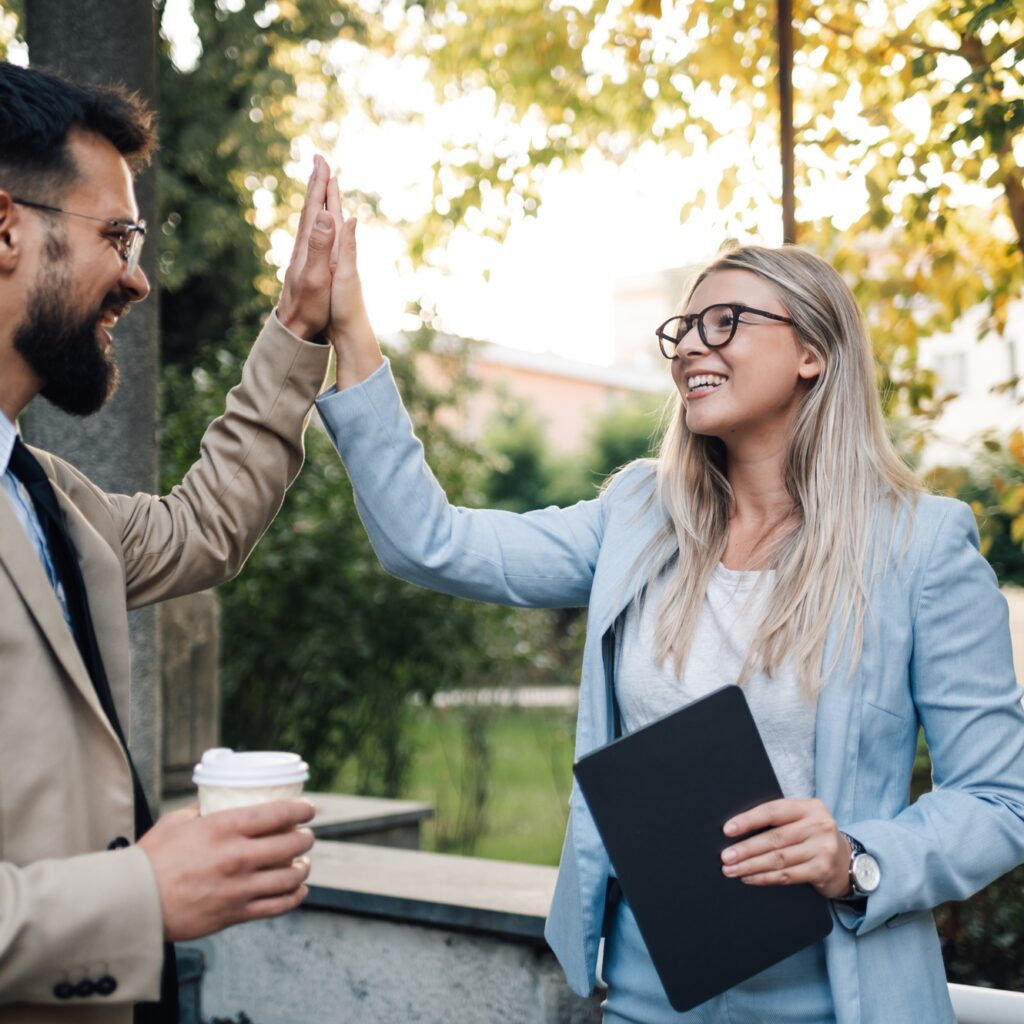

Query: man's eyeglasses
<box><xmin>656</xmin><ymin>303</ymin><xmax>794</xmax><ymax>359</ymax></box>
<box><xmin>11</xmin><ymin>197</ymin><xmax>147</xmax><ymax>276</ymax></box>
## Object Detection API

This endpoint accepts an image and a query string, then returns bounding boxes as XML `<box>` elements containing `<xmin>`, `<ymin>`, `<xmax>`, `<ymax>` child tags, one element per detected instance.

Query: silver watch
<box><xmin>839</xmin><ymin>832</ymin><xmax>880</xmax><ymax>899</ymax></box>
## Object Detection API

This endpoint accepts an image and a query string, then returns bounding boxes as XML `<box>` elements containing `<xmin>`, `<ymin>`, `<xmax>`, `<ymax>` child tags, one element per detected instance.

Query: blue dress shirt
<box><xmin>0</xmin><ymin>412</ymin><xmax>72</xmax><ymax>628</ymax></box>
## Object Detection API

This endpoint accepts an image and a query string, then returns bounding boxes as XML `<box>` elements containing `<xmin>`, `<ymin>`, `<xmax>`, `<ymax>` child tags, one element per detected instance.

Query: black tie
<box><xmin>8</xmin><ymin>438</ymin><xmax>178</xmax><ymax>1024</ymax></box>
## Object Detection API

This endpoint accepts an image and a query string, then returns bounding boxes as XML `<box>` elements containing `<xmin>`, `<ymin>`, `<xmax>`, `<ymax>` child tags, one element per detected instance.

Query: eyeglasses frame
<box><xmin>656</xmin><ymin>303</ymin><xmax>794</xmax><ymax>360</ymax></box>
<box><xmin>10</xmin><ymin>196</ymin><xmax>147</xmax><ymax>276</ymax></box>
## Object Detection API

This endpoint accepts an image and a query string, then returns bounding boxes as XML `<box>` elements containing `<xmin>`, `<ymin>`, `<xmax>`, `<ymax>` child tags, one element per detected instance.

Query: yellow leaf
<box><xmin>1000</xmin><ymin>485</ymin><xmax>1024</xmax><ymax>516</ymax></box>
<box><xmin>1009</xmin><ymin>430</ymin><xmax>1024</xmax><ymax>465</ymax></box>
<box><xmin>1012</xmin><ymin>514</ymin><xmax>1024</xmax><ymax>547</ymax></box>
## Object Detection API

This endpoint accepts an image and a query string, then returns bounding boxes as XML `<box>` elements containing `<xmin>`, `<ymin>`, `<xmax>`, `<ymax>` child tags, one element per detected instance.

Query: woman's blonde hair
<box><xmin>644</xmin><ymin>244</ymin><xmax>920</xmax><ymax>695</ymax></box>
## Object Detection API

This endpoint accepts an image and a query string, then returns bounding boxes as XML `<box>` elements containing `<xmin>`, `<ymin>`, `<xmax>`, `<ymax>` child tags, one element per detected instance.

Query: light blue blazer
<box><xmin>316</xmin><ymin>360</ymin><xmax>1024</xmax><ymax>1024</ymax></box>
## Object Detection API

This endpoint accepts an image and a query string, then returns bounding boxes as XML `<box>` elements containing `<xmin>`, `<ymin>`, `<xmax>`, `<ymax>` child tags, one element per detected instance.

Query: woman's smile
<box><xmin>686</xmin><ymin>372</ymin><xmax>728</xmax><ymax>397</ymax></box>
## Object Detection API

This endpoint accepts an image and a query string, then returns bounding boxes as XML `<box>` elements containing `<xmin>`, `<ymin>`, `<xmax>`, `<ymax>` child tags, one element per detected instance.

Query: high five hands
<box><xmin>278</xmin><ymin>156</ymin><xmax>383</xmax><ymax>389</ymax></box>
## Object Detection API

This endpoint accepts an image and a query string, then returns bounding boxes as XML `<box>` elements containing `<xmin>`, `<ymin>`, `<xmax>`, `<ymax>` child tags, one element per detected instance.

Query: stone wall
<box><xmin>183</xmin><ymin>840</ymin><xmax>603</xmax><ymax>1024</ymax></box>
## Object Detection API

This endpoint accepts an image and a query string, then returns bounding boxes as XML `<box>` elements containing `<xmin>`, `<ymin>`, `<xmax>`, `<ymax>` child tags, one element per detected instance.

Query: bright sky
<box><xmin>156</xmin><ymin>0</ymin><xmax>977</xmax><ymax>368</ymax></box>
<box><xmin>160</xmin><ymin>0</ymin><xmax>806</xmax><ymax>366</ymax></box>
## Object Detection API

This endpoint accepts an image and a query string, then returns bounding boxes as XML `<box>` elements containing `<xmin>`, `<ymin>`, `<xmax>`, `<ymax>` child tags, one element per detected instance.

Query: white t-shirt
<box><xmin>616</xmin><ymin>564</ymin><xmax>818</xmax><ymax>800</ymax></box>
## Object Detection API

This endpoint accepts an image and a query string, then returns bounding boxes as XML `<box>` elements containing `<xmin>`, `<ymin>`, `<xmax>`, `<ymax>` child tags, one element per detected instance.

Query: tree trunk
<box><xmin>23</xmin><ymin>0</ymin><xmax>162</xmax><ymax>809</ymax></box>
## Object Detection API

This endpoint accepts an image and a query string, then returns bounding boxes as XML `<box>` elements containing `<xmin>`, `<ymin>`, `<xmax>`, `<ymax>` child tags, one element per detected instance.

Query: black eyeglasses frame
<box><xmin>656</xmin><ymin>303</ymin><xmax>794</xmax><ymax>359</ymax></box>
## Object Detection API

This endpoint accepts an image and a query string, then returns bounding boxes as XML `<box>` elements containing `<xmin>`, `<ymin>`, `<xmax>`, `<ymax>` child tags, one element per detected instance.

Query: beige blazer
<box><xmin>0</xmin><ymin>314</ymin><xmax>329</xmax><ymax>1023</ymax></box>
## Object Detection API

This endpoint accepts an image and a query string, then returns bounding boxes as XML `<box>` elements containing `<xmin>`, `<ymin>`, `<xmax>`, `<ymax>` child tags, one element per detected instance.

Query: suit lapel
<box><xmin>0</xmin><ymin>489</ymin><xmax>112</xmax><ymax>730</ymax></box>
<box><xmin>49</xmin><ymin>473</ymin><xmax>134</xmax><ymax>740</ymax></box>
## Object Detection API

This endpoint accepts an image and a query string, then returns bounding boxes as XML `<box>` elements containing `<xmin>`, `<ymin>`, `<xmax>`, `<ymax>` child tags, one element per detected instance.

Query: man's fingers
<box><xmin>245</xmin><ymin>858</ymin><xmax>311</xmax><ymax>901</ymax></box>
<box><xmin>242</xmin><ymin>885</ymin><xmax>310</xmax><ymax>923</ymax></box>
<box><xmin>292</xmin><ymin>155</ymin><xmax>330</xmax><ymax>256</ymax></box>
<box><xmin>214</xmin><ymin>799</ymin><xmax>316</xmax><ymax>838</ymax></box>
<box><xmin>240</xmin><ymin>827</ymin><xmax>315</xmax><ymax>871</ymax></box>
<box><xmin>307</xmin><ymin>210</ymin><xmax>335</xmax><ymax>257</ymax></box>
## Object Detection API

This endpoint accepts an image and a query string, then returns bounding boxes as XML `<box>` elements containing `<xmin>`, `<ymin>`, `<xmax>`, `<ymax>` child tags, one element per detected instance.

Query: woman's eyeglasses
<box><xmin>656</xmin><ymin>303</ymin><xmax>793</xmax><ymax>359</ymax></box>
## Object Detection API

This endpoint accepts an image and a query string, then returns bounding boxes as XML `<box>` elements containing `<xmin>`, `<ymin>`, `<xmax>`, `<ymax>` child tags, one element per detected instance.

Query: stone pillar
<box><xmin>161</xmin><ymin>591</ymin><xmax>221</xmax><ymax>796</ymax></box>
<box><xmin>23</xmin><ymin>0</ymin><xmax>162</xmax><ymax>807</ymax></box>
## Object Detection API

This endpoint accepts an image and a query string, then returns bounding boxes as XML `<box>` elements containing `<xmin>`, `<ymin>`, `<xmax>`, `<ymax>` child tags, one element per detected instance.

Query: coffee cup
<box><xmin>192</xmin><ymin>747</ymin><xmax>310</xmax><ymax>815</ymax></box>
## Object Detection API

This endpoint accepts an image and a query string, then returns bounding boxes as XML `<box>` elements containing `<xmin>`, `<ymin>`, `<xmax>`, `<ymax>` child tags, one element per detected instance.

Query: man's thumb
<box><xmin>308</xmin><ymin>211</ymin><xmax>335</xmax><ymax>253</ymax></box>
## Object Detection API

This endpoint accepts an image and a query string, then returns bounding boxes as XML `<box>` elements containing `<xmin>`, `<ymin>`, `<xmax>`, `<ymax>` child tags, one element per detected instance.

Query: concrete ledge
<box><xmin>950</xmin><ymin>982</ymin><xmax>1024</xmax><ymax>1024</ymax></box>
<box><xmin>162</xmin><ymin>790</ymin><xmax>434</xmax><ymax>848</ymax></box>
<box><xmin>189</xmin><ymin>841</ymin><xmax>600</xmax><ymax>1023</ymax></box>
<box><xmin>307</xmin><ymin>840</ymin><xmax>555</xmax><ymax>941</ymax></box>
<box><xmin>307</xmin><ymin>792</ymin><xmax>433</xmax><ymax>847</ymax></box>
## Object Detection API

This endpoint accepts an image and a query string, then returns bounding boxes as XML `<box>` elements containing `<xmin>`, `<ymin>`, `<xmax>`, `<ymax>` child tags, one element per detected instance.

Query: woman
<box><xmin>314</xmin><ymin>195</ymin><xmax>1024</xmax><ymax>1022</ymax></box>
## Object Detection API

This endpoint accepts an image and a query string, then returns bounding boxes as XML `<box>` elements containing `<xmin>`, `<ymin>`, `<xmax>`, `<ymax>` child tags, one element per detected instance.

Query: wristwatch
<box><xmin>838</xmin><ymin>832</ymin><xmax>880</xmax><ymax>899</ymax></box>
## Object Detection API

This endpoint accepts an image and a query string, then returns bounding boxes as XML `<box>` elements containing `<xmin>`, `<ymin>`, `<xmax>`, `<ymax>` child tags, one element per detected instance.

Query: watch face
<box><xmin>852</xmin><ymin>853</ymin><xmax>881</xmax><ymax>894</ymax></box>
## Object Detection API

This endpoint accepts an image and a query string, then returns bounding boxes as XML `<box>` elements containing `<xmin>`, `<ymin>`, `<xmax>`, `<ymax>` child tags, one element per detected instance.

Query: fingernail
<box><xmin>723</xmin><ymin>865</ymin><xmax>736</xmax><ymax>876</ymax></box>
<box><xmin>722</xmin><ymin>849</ymin><xmax>735</xmax><ymax>863</ymax></box>
<box><xmin>315</xmin><ymin>212</ymin><xmax>331</xmax><ymax>230</ymax></box>
<box><xmin>724</xmin><ymin>821</ymin><xmax>737</xmax><ymax>835</ymax></box>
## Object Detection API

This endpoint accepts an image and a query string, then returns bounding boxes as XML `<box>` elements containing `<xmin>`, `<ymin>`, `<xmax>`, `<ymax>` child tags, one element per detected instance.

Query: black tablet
<box><xmin>573</xmin><ymin>684</ymin><xmax>833</xmax><ymax>1012</ymax></box>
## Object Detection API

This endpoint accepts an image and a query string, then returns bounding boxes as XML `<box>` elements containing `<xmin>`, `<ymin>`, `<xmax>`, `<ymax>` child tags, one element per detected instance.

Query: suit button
<box><xmin>53</xmin><ymin>981</ymin><xmax>75</xmax><ymax>999</ymax></box>
<box><xmin>106</xmin><ymin>836</ymin><xmax>130</xmax><ymax>850</ymax></box>
<box><xmin>96</xmin><ymin>975</ymin><xmax>117</xmax><ymax>996</ymax></box>
<box><xmin>74</xmin><ymin>978</ymin><xmax>96</xmax><ymax>997</ymax></box>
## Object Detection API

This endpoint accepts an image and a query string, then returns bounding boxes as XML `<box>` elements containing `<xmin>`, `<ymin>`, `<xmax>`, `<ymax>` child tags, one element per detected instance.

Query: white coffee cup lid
<box><xmin>192</xmin><ymin>747</ymin><xmax>310</xmax><ymax>788</ymax></box>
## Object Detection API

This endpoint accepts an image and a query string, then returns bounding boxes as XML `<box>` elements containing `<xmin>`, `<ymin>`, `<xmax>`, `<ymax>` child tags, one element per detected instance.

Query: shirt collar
<box><xmin>0</xmin><ymin>410</ymin><xmax>19</xmax><ymax>476</ymax></box>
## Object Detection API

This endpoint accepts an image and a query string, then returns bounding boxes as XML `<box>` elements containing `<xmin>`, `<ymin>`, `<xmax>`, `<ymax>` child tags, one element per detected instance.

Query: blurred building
<box><xmin>916</xmin><ymin>304</ymin><xmax>1024</xmax><ymax>466</ymax></box>
<box><xmin>466</xmin><ymin>343</ymin><xmax>669</xmax><ymax>456</ymax></box>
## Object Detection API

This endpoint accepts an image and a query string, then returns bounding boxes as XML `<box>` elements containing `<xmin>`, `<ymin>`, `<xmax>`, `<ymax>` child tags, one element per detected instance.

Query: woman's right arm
<box><xmin>314</xmin><ymin>180</ymin><xmax>605</xmax><ymax>609</ymax></box>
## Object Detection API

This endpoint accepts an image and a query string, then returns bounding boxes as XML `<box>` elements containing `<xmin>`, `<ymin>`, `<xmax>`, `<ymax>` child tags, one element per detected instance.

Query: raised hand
<box><xmin>276</xmin><ymin>155</ymin><xmax>337</xmax><ymax>341</ymax></box>
<box><xmin>138</xmin><ymin>799</ymin><xmax>316</xmax><ymax>942</ymax></box>
<box><xmin>322</xmin><ymin>174</ymin><xmax>384</xmax><ymax>390</ymax></box>
<box><xmin>719</xmin><ymin>798</ymin><xmax>852</xmax><ymax>899</ymax></box>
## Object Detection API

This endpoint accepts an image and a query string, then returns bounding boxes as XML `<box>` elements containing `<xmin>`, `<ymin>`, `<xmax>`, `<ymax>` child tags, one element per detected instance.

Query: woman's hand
<box><xmin>323</xmin><ymin>175</ymin><xmax>384</xmax><ymax>390</ymax></box>
<box><xmin>720</xmin><ymin>798</ymin><xmax>852</xmax><ymax>899</ymax></box>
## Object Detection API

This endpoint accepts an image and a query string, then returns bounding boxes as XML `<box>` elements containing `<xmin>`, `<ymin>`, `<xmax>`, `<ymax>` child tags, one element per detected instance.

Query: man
<box><xmin>0</xmin><ymin>62</ymin><xmax>339</xmax><ymax>1022</ymax></box>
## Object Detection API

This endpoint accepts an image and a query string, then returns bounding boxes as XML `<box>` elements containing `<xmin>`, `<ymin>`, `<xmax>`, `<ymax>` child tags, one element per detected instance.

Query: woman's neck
<box><xmin>721</xmin><ymin>444</ymin><xmax>796</xmax><ymax>570</ymax></box>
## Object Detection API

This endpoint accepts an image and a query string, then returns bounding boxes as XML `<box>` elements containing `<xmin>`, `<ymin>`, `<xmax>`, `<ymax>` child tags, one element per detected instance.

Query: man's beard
<box><xmin>13</xmin><ymin>249</ymin><xmax>123</xmax><ymax>418</ymax></box>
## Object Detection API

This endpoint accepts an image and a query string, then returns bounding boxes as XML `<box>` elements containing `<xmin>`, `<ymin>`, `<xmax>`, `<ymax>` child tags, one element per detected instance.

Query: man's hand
<box><xmin>720</xmin><ymin>798</ymin><xmax>852</xmax><ymax>899</ymax></box>
<box><xmin>138</xmin><ymin>799</ymin><xmax>316</xmax><ymax>942</ymax></box>
<box><xmin>276</xmin><ymin>155</ymin><xmax>337</xmax><ymax>341</ymax></box>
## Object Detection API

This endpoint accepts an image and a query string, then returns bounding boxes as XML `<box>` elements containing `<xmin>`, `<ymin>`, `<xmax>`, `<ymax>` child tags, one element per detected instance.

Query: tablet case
<box><xmin>573</xmin><ymin>684</ymin><xmax>833</xmax><ymax>1012</ymax></box>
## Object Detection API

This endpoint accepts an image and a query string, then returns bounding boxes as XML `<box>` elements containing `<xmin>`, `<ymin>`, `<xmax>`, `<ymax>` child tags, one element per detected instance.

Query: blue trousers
<box><xmin>601</xmin><ymin>897</ymin><xmax>835</xmax><ymax>1024</ymax></box>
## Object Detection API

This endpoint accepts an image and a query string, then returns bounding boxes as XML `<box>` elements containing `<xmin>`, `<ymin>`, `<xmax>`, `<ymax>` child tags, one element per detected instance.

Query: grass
<box><xmin>334</xmin><ymin>705</ymin><xmax>577</xmax><ymax>865</ymax></box>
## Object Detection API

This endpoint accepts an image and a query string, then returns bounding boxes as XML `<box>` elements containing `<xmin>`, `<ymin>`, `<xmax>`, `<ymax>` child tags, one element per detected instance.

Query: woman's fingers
<box><xmin>327</xmin><ymin>175</ymin><xmax>345</xmax><ymax>268</ymax></box>
<box><xmin>721</xmin><ymin>798</ymin><xmax>844</xmax><ymax>890</ymax></box>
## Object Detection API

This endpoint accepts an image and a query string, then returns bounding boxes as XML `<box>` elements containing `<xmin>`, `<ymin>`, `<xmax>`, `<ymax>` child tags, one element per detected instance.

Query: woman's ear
<box><xmin>797</xmin><ymin>347</ymin><xmax>822</xmax><ymax>382</ymax></box>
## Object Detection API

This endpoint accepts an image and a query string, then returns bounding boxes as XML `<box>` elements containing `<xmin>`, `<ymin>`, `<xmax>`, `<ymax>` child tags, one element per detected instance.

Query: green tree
<box><xmin>412</xmin><ymin>0</ymin><xmax>1024</xmax><ymax>419</ymax></box>
<box><xmin>926</xmin><ymin>430</ymin><xmax>1024</xmax><ymax>584</ymax></box>
<box><xmin>161</xmin><ymin>328</ymin><xmax>517</xmax><ymax>793</ymax></box>
<box><xmin>480</xmin><ymin>392</ymin><xmax>556</xmax><ymax>512</ymax></box>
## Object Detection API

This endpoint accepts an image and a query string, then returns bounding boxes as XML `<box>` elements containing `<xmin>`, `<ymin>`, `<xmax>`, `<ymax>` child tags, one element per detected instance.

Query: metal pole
<box><xmin>778</xmin><ymin>0</ymin><xmax>796</xmax><ymax>243</ymax></box>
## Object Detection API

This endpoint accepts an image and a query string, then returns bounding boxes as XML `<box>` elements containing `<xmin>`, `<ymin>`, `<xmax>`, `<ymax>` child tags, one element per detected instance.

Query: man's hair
<box><xmin>0</xmin><ymin>62</ymin><xmax>156</xmax><ymax>203</ymax></box>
